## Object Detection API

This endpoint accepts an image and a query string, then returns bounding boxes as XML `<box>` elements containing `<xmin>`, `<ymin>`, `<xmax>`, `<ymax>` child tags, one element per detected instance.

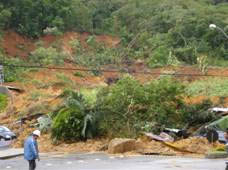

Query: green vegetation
<box><xmin>50</xmin><ymin>77</ymin><xmax>217</xmax><ymax>141</ymax></box>
<box><xmin>28</xmin><ymin>90</ymin><xmax>52</xmax><ymax>101</ymax></box>
<box><xmin>186</xmin><ymin>78</ymin><xmax>228</xmax><ymax>96</ymax></box>
<box><xmin>80</xmin><ymin>88</ymin><xmax>98</xmax><ymax>106</ymax></box>
<box><xmin>0</xmin><ymin>94</ymin><xmax>7</xmax><ymax>112</ymax></box>
<box><xmin>54</xmin><ymin>73</ymin><xmax>75</xmax><ymax>88</ymax></box>
<box><xmin>0</xmin><ymin>0</ymin><xmax>226</xmax><ymax>68</ymax></box>
<box><xmin>73</xmin><ymin>71</ymin><xmax>85</xmax><ymax>78</ymax></box>
<box><xmin>31</xmin><ymin>79</ymin><xmax>50</xmax><ymax>89</ymax></box>
<box><xmin>95</xmin><ymin>76</ymin><xmax>216</xmax><ymax>137</ymax></box>
<box><xmin>51</xmin><ymin>90</ymin><xmax>98</xmax><ymax>141</ymax></box>
<box><xmin>180</xmin><ymin>99</ymin><xmax>217</xmax><ymax>127</ymax></box>
<box><xmin>0</xmin><ymin>53</ymin><xmax>27</xmax><ymax>82</ymax></box>
<box><xmin>30</xmin><ymin>47</ymin><xmax>65</xmax><ymax>66</ymax></box>
<box><xmin>71</xmin><ymin>39</ymin><xmax>121</xmax><ymax>71</ymax></box>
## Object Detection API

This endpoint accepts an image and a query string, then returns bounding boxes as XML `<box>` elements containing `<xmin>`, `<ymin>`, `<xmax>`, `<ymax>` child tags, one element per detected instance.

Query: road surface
<box><xmin>0</xmin><ymin>153</ymin><xmax>227</xmax><ymax>170</ymax></box>
<box><xmin>0</xmin><ymin>140</ymin><xmax>12</xmax><ymax>148</ymax></box>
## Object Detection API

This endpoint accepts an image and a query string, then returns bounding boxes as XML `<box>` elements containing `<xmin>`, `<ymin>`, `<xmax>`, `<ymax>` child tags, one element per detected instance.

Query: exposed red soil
<box><xmin>40</xmin><ymin>34</ymin><xmax>57</xmax><ymax>48</ymax></box>
<box><xmin>1</xmin><ymin>31</ymin><xmax>120</xmax><ymax>58</ymax></box>
<box><xmin>1</xmin><ymin>31</ymin><xmax>35</xmax><ymax>58</ymax></box>
<box><xmin>185</xmin><ymin>96</ymin><xmax>228</xmax><ymax>107</ymax></box>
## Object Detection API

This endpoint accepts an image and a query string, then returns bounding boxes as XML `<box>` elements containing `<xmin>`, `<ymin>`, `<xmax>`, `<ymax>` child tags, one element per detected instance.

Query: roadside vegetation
<box><xmin>49</xmin><ymin>77</ymin><xmax>219</xmax><ymax>141</ymax></box>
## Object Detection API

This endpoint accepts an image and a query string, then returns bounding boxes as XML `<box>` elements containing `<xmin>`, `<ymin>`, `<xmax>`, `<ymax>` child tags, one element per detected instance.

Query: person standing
<box><xmin>224</xmin><ymin>128</ymin><xmax>228</xmax><ymax>142</ymax></box>
<box><xmin>224</xmin><ymin>129</ymin><xmax>228</xmax><ymax>170</ymax></box>
<box><xmin>24</xmin><ymin>130</ymin><xmax>41</xmax><ymax>170</ymax></box>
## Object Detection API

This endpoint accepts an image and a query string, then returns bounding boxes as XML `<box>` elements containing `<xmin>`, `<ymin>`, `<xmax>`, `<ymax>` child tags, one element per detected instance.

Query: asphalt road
<box><xmin>0</xmin><ymin>153</ymin><xmax>227</xmax><ymax>170</ymax></box>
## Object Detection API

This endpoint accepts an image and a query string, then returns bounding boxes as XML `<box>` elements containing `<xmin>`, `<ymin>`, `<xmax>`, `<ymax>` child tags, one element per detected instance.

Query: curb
<box><xmin>205</xmin><ymin>151</ymin><xmax>228</xmax><ymax>159</ymax></box>
<box><xmin>0</xmin><ymin>148</ymin><xmax>24</xmax><ymax>160</ymax></box>
<box><xmin>0</xmin><ymin>153</ymin><xmax>24</xmax><ymax>160</ymax></box>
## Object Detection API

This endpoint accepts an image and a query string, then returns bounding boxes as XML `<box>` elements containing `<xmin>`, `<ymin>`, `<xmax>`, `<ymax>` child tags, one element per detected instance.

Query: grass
<box><xmin>186</xmin><ymin>78</ymin><xmax>228</xmax><ymax>96</ymax></box>
<box><xmin>31</xmin><ymin>79</ymin><xmax>50</xmax><ymax>89</ymax></box>
<box><xmin>207</xmin><ymin>57</ymin><xmax>228</xmax><ymax>67</ymax></box>
<box><xmin>0</xmin><ymin>94</ymin><xmax>8</xmax><ymax>112</ymax></box>
<box><xmin>28</xmin><ymin>91</ymin><xmax>44</xmax><ymax>101</ymax></box>
<box><xmin>56</xmin><ymin>73</ymin><xmax>74</xmax><ymax>85</ymax></box>
<box><xmin>73</xmin><ymin>71</ymin><xmax>85</xmax><ymax>78</ymax></box>
<box><xmin>28</xmin><ymin>91</ymin><xmax>52</xmax><ymax>101</ymax></box>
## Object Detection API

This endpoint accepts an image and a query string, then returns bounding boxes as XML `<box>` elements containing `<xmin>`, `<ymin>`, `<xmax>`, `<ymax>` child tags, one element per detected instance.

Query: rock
<box><xmin>105</xmin><ymin>77</ymin><xmax>119</xmax><ymax>85</ymax></box>
<box><xmin>0</xmin><ymin>86</ymin><xmax>12</xmax><ymax>96</ymax></box>
<box><xmin>135</xmin><ymin>59</ymin><xmax>144</xmax><ymax>65</ymax></box>
<box><xmin>108</xmin><ymin>138</ymin><xmax>136</xmax><ymax>154</ymax></box>
<box><xmin>99</xmin><ymin>144</ymin><xmax>109</xmax><ymax>151</ymax></box>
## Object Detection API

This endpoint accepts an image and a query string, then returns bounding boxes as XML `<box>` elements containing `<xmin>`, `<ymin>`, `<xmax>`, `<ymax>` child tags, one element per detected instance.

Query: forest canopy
<box><xmin>0</xmin><ymin>0</ymin><xmax>227</xmax><ymax>65</ymax></box>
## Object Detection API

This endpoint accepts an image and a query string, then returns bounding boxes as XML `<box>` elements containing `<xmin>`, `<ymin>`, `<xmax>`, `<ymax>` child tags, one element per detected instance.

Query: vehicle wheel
<box><xmin>168</xmin><ymin>132</ymin><xmax>178</xmax><ymax>140</ymax></box>
<box><xmin>0</xmin><ymin>136</ymin><xmax>4</xmax><ymax>141</ymax></box>
<box><xmin>226</xmin><ymin>164</ymin><xmax>228</xmax><ymax>170</ymax></box>
<box><xmin>206</xmin><ymin>129</ymin><xmax>218</xmax><ymax>143</ymax></box>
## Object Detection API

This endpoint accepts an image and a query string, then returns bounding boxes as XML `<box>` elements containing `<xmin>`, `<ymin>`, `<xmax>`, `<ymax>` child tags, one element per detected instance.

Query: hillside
<box><xmin>0</xmin><ymin>31</ymin><xmax>228</xmax><ymax>154</ymax></box>
<box><xmin>0</xmin><ymin>0</ymin><xmax>227</xmax><ymax>155</ymax></box>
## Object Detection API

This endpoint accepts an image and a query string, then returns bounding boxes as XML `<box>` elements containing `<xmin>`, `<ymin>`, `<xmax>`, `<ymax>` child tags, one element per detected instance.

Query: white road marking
<box><xmin>95</xmin><ymin>158</ymin><xmax>100</xmax><ymax>161</ymax></box>
<box><xmin>6</xmin><ymin>166</ymin><xmax>11</xmax><ymax>169</ymax></box>
<box><xmin>109</xmin><ymin>156</ymin><xmax>115</xmax><ymax>159</ymax></box>
<box><xmin>46</xmin><ymin>163</ymin><xmax>52</xmax><ymax>166</ymax></box>
<box><xmin>78</xmin><ymin>160</ymin><xmax>85</xmax><ymax>163</ymax></box>
<box><xmin>67</xmin><ymin>161</ymin><xmax>72</xmax><ymax>164</ymax></box>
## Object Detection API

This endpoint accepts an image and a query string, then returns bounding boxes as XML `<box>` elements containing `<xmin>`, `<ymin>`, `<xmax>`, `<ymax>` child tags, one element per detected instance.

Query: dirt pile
<box><xmin>165</xmin><ymin>137</ymin><xmax>224</xmax><ymax>154</ymax></box>
<box><xmin>136</xmin><ymin>138</ymin><xmax>179</xmax><ymax>155</ymax></box>
<box><xmin>12</xmin><ymin>124</ymin><xmax>108</xmax><ymax>153</ymax></box>
<box><xmin>136</xmin><ymin>136</ymin><xmax>224</xmax><ymax>156</ymax></box>
<box><xmin>38</xmin><ymin>134</ymin><xmax>108</xmax><ymax>153</ymax></box>
<box><xmin>12</xmin><ymin>121</ymin><xmax>36</xmax><ymax>148</ymax></box>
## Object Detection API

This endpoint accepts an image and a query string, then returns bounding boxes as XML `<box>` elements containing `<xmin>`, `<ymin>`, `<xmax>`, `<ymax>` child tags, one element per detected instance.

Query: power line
<box><xmin>1</xmin><ymin>63</ymin><xmax>228</xmax><ymax>77</ymax></box>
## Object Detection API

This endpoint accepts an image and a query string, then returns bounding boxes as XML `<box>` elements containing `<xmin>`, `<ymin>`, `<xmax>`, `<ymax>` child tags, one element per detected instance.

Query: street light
<box><xmin>209</xmin><ymin>24</ymin><xmax>228</xmax><ymax>39</ymax></box>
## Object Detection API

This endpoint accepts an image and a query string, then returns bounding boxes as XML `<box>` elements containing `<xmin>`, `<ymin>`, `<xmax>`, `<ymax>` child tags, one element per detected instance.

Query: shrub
<box><xmin>56</xmin><ymin>73</ymin><xmax>73</xmax><ymax>85</ymax></box>
<box><xmin>95</xmin><ymin>76</ymin><xmax>187</xmax><ymax>137</ymax></box>
<box><xmin>52</xmin><ymin>107</ymin><xmax>84</xmax><ymax>141</ymax></box>
<box><xmin>142</xmin><ymin>77</ymin><xmax>187</xmax><ymax>130</ymax></box>
<box><xmin>72</xmin><ymin>40</ymin><xmax>121</xmax><ymax>69</ymax></box>
<box><xmin>0</xmin><ymin>54</ymin><xmax>27</xmax><ymax>82</ymax></box>
<box><xmin>29</xmin><ymin>47</ymin><xmax>65</xmax><ymax>66</ymax></box>
<box><xmin>147</xmin><ymin>46</ymin><xmax>170</xmax><ymax>68</ymax></box>
<box><xmin>37</xmin><ymin>115</ymin><xmax>52</xmax><ymax>133</ymax></box>
<box><xmin>181</xmin><ymin>99</ymin><xmax>217</xmax><ymax>127</ymax></box>
<box><xmin>51</xmin><ymin>90</ymin><xmax>98</xmax><ymax>141</ymax></box>
<box><xmin>0</xmin><ymin>5</ymin><xmax>11</xmax><ymax>29</ymax></box>
<box><xmin>73</xmin><ymin>71</ymin><xmax>85</xmax><ymax>78</ymax></box>
<box><xmin>95</xmin><ymin>76</ymin><xmax>218</xmax><ymax>137</ymax></box>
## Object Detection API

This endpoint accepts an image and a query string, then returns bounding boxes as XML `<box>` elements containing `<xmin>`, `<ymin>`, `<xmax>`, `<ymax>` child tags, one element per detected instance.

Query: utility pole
<box><xmin>0</xmin><ymin>64</ymin><xmax>4</xmax><ymax>85</ymax></box>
